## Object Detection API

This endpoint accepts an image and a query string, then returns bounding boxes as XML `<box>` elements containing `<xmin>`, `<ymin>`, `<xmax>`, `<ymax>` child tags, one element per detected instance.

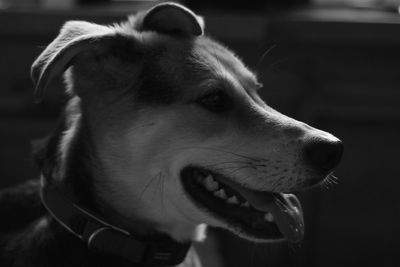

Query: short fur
<box><xmin>0</xmin><ymin>3</ymin><xmax>342</xmax><ymax>267</ymax></box>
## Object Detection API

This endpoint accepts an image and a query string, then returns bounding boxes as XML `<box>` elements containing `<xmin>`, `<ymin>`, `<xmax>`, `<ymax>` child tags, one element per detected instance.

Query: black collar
<box><xmin>40</xmin><ymin>175</ymin><xmax>191</xmax><ymax>266</ymax></box>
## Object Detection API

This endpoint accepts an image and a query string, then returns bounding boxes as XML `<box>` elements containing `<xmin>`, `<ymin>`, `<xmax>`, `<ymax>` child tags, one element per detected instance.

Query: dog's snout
<box><xmin>303</xmin><ymin>138</ymin><xmax>343</xmax><ymax>174</ymax></box>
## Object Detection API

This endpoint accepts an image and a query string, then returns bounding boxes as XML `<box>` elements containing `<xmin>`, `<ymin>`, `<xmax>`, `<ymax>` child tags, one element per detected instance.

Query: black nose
<box><xmin>303</xmin><ymin>138</ymin><xmax>343</xmax><ymax>174</ymax></box>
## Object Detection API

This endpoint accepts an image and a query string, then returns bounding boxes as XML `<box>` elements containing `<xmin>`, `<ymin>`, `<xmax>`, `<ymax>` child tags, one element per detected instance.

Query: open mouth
<box><xmin>180</xmin><ymin>166</ymin><xmax>304</xmax><ymax>243</ymax></box>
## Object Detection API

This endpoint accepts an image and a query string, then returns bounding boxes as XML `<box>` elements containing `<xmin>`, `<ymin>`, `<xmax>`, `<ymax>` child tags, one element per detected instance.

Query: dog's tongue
<box><xmin>240</xmin><ymin>190</ymin><xmax>304</xmax><ymax>243</ymax></box>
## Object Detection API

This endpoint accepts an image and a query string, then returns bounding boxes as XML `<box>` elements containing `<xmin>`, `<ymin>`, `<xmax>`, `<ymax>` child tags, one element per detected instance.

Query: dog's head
<box><xmin>32</xmin><ymin>3</ymin><xmax>343</xmax><ymax>243</ymax></box>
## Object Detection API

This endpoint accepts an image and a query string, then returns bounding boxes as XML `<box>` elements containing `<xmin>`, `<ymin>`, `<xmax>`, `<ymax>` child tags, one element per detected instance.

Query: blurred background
<box><xmin>1</xmin><ymin>0</ymin><xmax>400</xmax><ymax>266</ymax></box>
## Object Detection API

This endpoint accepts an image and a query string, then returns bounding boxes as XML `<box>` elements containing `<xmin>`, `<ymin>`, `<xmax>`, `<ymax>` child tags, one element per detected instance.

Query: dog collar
<box><xmin>39</xmin><ymin>175</ymin><xmax>191</xmax><ymax>266</ymax></box>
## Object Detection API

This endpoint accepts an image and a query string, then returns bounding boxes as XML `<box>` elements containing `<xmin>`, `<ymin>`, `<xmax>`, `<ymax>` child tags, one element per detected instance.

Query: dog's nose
<box><xmin>303</xmin><ymin>138</ymin><xmax>343</xmax><ymax>174</ymax></box>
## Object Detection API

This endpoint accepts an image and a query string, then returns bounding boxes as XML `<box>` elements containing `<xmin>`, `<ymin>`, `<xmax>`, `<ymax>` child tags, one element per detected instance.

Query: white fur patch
<box><xmin>193</xmin><ymin>223</ymin><xmax>207</xmax><ymax>242</ymax></box>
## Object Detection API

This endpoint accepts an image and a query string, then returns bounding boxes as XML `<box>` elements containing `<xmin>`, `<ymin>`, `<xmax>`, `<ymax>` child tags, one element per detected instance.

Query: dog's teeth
<box><xmin>214</xmin><ymin>189</ymin><xmax>227</xmax><ymax>199</ymax></box>
<box><xmin>227</xmin><ymin>196</ymin><xmax>239</xmax><ymax>205</ymax></box>
<box><xmin>264</xmin><ymin>213</ymin><xmax>274</xmax><ymax>222</ymax></box>
<box><xmin>241</xmin><ymin>201</ymin><xmax>250</xmax><ymax>208</ymax></box>
<box><xmin>204</xmin><ymin>175</ymin><xmax>219</xmax><ymax>191</ymax></box>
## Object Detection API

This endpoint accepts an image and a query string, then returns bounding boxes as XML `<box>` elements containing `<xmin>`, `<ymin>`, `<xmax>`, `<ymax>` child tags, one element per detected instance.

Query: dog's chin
<box><xmin>180</xmin><ymin>166</ymin><xmax>305</xmax><ymax>243</ymax></box>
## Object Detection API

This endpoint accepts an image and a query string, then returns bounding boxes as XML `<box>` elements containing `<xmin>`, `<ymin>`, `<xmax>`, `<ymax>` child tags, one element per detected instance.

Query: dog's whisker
<box><xmin>225</xmin><ymin>166</ymin><xmax>253</xmax><ymax>175</ymax></box>
<box><xmin>257</xmin><ymin>44</ymin><xmax>276</xmax><ymax>68</ymax></box>
<box><xmin>321</xmin><ymin>176</ymin><xmax>337</xmax><ymax>190</ymax></box>
<box><xmin>139</xmin><ymin>173</ymin><xmax>160</xmax><ymax>200</ymax></box>
<box><xmin>328</xmin><ymin>174</ymin><xmax>339</xmax><ymax>184</ymax></box>
<box><xmin>324</xmin><ymin>174</ymin><xmax>339</xmax><ymax>187</ymax></box>
<box><xmin>206</xmin><ymin>162</ymin><xmax>271</xmax><ymax>172</ymax></box>
<box><xmin>203</xmin><ymin>160</ymin><xmax>250</xmax><ymax>168</ymax></box>
<box><xmin>238</xmin><ymin>173</ymin><xmax>260</xmax><ymax>186</ymax></box>
<box><xmin>211</xmin><ymin>166</ymin><xmax>255</xmax><ymax>180</ymax></box>
<box><xmin>330</xmin><ymin>174</ymin><xmax>339</xmax><ymax>180</ymax></box>
<box><xmin>328</xmin><ymin>178</ymin><xmax>338</xmax><ymax>185</ymax></box>
<box><xmin>177</xmin><ymin>146</ymin><xmax>262</xmax><ymax>162</ymax></box>
<box><xmin>212</xmin><ymin>165</ymin><xmax>250</xmax><ymax>173</ymax></box>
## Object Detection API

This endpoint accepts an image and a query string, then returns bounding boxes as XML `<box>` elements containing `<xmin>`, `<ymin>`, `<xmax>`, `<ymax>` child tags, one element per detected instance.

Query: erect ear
<box><xmin>141</xmin><ymin>2</ymin><xmax>204</xmax><ymax>37</ymax></box>
<box><xmin>31</xmin><ymin>21</ymin><xmax>117</xmax><ymax>103</ymax></box>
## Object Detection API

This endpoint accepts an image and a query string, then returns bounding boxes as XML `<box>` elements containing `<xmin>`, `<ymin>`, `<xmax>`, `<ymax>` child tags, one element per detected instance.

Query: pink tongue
<box><xmin>239</xmin><ymin>190</ymin><xmax>304</xmax><ymax>243</ymax></box>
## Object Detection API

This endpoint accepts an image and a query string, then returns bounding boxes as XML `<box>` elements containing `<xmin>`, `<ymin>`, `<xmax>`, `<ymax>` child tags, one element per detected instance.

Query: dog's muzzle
<box><xmin>180</xmin><ymin>136</ymin><xmax>343</xmax><ymax>243</ymax></box>
<box><xmin>181</xmin><ymin>167</ymin><xmax>304</xmax><ymax>242</ymax></box>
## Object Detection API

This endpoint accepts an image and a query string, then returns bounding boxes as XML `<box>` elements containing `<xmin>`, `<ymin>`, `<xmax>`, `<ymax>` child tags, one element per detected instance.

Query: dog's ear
<box><xmin>140</xmin><ymin>2</ymin><xmax>204</xmax><ymax>36</ymax></box>
<box><xmin>31</xmin><ymin>21</ymin><xmax>118</xmax><ymax>103</ymax></box>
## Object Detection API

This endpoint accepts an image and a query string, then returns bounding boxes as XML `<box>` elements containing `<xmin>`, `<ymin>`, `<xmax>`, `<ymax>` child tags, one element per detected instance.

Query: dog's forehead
<box><xmin>196</xmin><ymin>38</ymin><xmax>256</xmax><ymax>81</ymax></box>
<box><xmin>190</xmin><ymin>38</ymin><xmax>258</xmax><ymax>91</ymax></box>
<box><xmin>153</xmin><ymin>36</ymin><xmax>258</xmax><ymax>93</ymax></box>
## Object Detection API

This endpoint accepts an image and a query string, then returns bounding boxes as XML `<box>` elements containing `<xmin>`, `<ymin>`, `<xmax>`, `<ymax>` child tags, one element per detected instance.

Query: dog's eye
<box><xmin>198</xmin><ymin>90</ymin><xmax>232</xmax><ymax>112</ymax></box>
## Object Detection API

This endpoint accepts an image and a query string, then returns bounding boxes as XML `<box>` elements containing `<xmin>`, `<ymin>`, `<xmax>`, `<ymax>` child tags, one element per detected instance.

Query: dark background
<box><xmin>1</xmin><ymin>0</ymin><xmax>399</xmax><ymax>266</ymax></box>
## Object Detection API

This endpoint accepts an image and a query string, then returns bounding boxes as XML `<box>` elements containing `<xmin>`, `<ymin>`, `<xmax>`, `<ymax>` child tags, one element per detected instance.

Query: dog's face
<box><xmin>32</xmin><ymin>3</ymin><xmax>343</xmax><ymax>243</ymax></box>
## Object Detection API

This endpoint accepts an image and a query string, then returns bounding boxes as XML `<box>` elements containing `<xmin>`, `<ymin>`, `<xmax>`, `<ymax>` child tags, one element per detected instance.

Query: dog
<box><xmin>0</xmin><ymin>2</ymin><xmax>343</xmax><ymax>267</ymax></box>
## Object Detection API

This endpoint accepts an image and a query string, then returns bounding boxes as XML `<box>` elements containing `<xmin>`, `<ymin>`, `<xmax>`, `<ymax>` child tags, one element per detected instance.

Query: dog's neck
<box><xmin>40</xmin><ymin>176</ymin><xmax>191</xmax><ymax>266</ymax></box>
<box><xmin>36</xmin><ymin>97</ymin><xmax>194</xmax><ymax>266</ymax></box>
